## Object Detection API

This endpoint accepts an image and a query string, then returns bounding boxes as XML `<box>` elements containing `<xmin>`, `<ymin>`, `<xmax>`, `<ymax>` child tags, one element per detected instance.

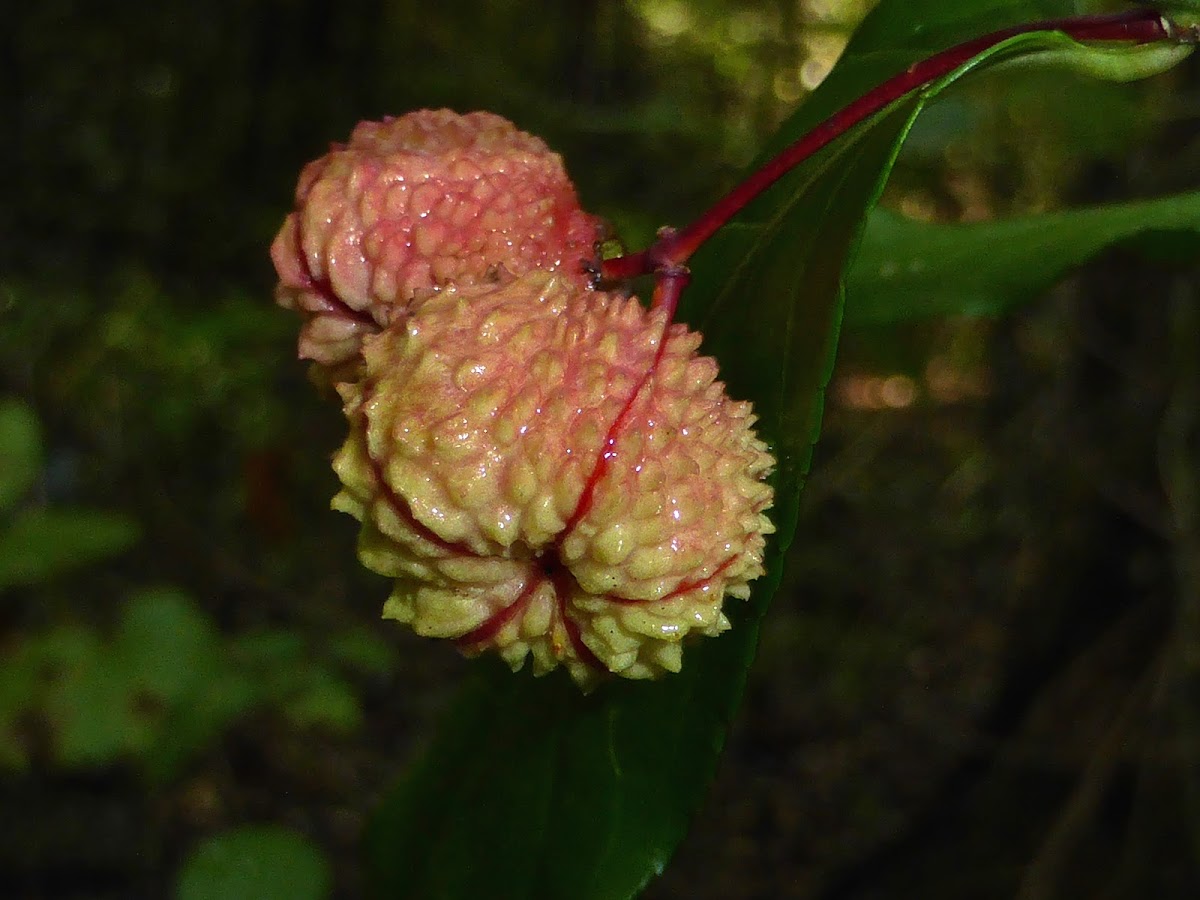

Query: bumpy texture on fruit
<box><xmin>331</xmin><ymin>272</ymin><xmax>775</xmax><ymax>687</ymax></box>
<box><xmin>271</xmin><ymin>110</ymin><xmax>602</xmax><ymax>371</ymax></box>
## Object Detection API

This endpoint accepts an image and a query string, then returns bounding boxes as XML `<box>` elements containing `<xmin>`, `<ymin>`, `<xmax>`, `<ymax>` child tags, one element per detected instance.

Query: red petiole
<box><xmin>600</xmin><ymin>8</ymin><xmax>1194</xmax><ymax>312</ymax></box>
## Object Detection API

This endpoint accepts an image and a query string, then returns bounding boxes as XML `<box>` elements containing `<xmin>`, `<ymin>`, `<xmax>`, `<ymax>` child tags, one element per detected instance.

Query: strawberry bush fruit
<box><xmin>271</xmin><ymin>111</ymin><xmax>775</xmax><ymax>687</ymax></box>
<box><xmin>331</xmin><ymin>272</ymin><xmax>774</xmax><ymax>687</ymax></box>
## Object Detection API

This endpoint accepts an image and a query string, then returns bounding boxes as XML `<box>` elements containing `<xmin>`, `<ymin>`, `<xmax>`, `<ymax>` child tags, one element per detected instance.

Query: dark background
<box><xmin>4</xmin><ymin>0</ymin><xmax>1199</xmax><ymax>897</ymax></box>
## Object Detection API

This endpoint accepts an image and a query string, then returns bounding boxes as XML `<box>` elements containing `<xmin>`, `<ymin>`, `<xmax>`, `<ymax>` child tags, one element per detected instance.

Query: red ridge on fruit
<box><xmin>271</xmin><ymin>109</ymin><xmax>777</xmax><ymax>688</ymax></box>
<box><xmin>330</xmin><ymin>272</ymin><xmax>774</xmax><ymax>687</ymax></box>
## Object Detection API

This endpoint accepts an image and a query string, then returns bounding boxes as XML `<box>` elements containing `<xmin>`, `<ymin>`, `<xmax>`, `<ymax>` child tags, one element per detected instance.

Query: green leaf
<box><xmin>176</xmin><ymin>826</ymin><xmax>332</xmax><ymax>900</ymax></box>
<box><xmin>0</xmin><ymin>507</ymin><xmax>140</xmax><ymax>590</ymax></box>
<box><xmin>0</xmin><ymin>398</ymin><xmax>42</xmax><ymax>513</ymax></box>
<box><xmin>327</xmin><ymin>628</ymin><xmax>398</xmax><ymax>676</ymax></box>
<box><xmin>230</xmin><ymin>629</ymin><xmax>307</xmax><ymax>666</ymax></box>
<box><xmin>144</xmin><ymin>669</ymin><xmax>259</xmax><ymax>784</ymax></box>
<box><xmin>32</xmin><ymin>590</ymin><xmax>257</xmax><ymax>778</ymax></box>
<box><xmin>364</xmin><ymin>5</ymin><xmax>1194</xmax><ymax>900</ymax></box>
<box><xmin>740</xmin><ymin>0</ymin><xmax>1072</xmax><ymax>209</ymax></box>
<box><xmin>42</xmin><ymin>591</ymin><xmax>227</xmax><ymax>770</ymax></box>
<box><xmin>282</xmin><ymin>673</ymin><xmax>362</xmax><ymax>733</ymax></box>
<box><xmin>51</xmin><ymin>659</ymin><xmax>155</xmax><ymax>766</ymax></box>
<box><xmin>998</xmin><ymin>38</ymin><xmax>1191</xmax><ymax>82</ymax></box>
<box><xmin>846</xmin><ymin>194</ymin><xmax>1200</xmax><ymax>326</ymax></box>
<box><xmin>0</xmin><ymin>638</ymin><xmax>46</xmax><ymax>769</ymax></box>
<box><xmin>117</xmin><ymin>588</ymin><xmax>222</xmax><ymax>702</ymax></box>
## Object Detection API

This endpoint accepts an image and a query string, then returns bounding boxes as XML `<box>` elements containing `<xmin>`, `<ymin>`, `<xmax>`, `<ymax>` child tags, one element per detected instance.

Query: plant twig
<box><xmin>600</xmin><ymin>9</ymin><xmax>1188</xmax><ymax>308</ymax></box>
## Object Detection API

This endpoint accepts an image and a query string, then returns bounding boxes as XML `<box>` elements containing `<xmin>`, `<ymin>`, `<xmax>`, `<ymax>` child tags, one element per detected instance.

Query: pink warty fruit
<box><xmin>331</xmin><ymin>272</ymin><xmax>775</xmax><ymax>687</ymax></box>
<box><xmin>271</xmin><ymin>109</ymin><xmax>602</xmax><ymax>372</ymax></box>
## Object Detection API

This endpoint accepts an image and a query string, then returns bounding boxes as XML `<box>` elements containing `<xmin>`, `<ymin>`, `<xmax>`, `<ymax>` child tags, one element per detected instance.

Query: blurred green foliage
<box><xmin>176</xmin><ymin>825</ymin><xmax>331</xmax><ymax>900</ymax></box>
<box><xmin>848</xmin><ymin>194</ymin><xmax>1200</xmax><ymax>326</ymax></box>
<box><xmin>2</xmin><ymin>584</ymin><xmax>385</xmax><ymax>778</ymax></box>
<box><xmin>4</xmin><ymin>0</ymin><xmax>1200</xmax><ymax>898</ymax></box>
<box><xmin>0</xmin><ymin>398</ymin><xmax>140</xmax><ymax>590</ymax></box>
<box><xmin>0</xmin><ymin>398</ymin><xmax>396</xmax><ymax>781</ymax></box>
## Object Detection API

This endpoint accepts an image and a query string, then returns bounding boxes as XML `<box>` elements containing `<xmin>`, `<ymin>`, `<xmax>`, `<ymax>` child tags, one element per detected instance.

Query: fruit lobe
<box><xmin>271</xmin><ymin>110</ymin><xmax>602</xmax><ymax>372</ymax></box>
<box><xmin>331</xmin><ymin>272</ymin><xmax>774</xmax><ymax>687</ymax></box>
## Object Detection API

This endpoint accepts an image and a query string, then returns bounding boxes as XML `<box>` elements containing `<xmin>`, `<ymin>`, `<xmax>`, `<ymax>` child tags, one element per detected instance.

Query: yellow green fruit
<box><xmin>331</xmin><ymin>272</ymin><xmax>774</xmax><ymax>688</ymax></box>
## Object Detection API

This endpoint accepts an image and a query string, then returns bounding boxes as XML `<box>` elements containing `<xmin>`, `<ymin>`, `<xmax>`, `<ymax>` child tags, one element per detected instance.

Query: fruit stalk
<box><xmin>601</xmin><ymin>8</ymin><xmax>1186</xmax><ymax>290</ymax></box>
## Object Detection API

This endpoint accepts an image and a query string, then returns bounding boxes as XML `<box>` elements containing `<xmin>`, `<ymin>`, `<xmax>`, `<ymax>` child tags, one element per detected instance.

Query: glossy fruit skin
<box><xmin>331</xmin><ymin>272</ymin><xmax>774</xmax><ymax>687</ymax></box>
<box><xmin>271</xmin><ymin>110</ymin><xmax>602</xmax><ymax>372</ymax></box>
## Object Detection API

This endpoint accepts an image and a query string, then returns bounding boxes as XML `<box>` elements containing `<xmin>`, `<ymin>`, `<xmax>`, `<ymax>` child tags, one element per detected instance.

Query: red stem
<box><xmin>600</xmin><ymin>9</ymin><xmax>1179</xmax><ymax>284</ymax></box>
